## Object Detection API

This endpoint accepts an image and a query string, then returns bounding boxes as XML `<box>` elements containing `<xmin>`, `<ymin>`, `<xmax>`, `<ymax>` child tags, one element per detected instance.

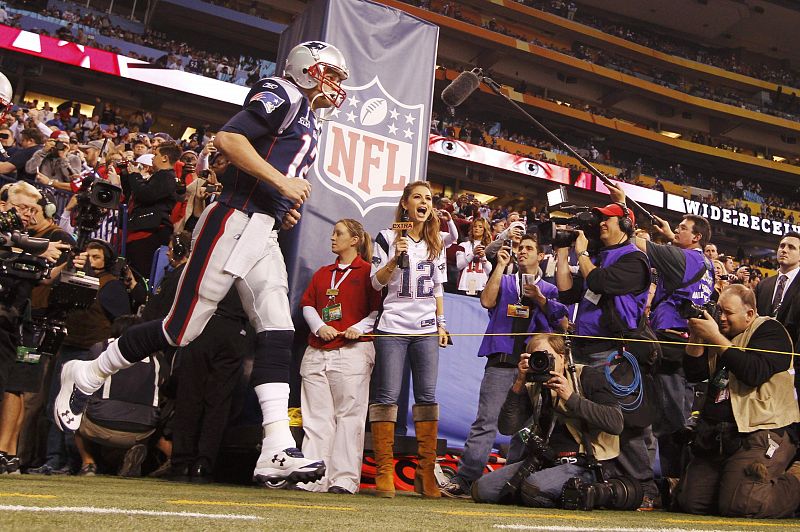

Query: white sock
<box><xmin>255</xmin><ymin>382</ymin><xmax>296</xmax><ymax>453</ymax></box>
<box><xmin>76</xmin><ymin>340</ymin><xmax>132</xmax><ymax>394</ymax></box>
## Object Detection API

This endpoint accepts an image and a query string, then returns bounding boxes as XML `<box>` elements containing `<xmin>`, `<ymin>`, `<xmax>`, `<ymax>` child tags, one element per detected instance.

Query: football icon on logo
<box><xmin>360</xmin><ymin>97</ymin><xmax>388</xmax><ymax>126</ymax></box>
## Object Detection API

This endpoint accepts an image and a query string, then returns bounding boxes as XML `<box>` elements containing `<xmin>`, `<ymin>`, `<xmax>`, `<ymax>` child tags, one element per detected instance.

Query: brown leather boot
<box><xmin>413</xmin><ymin>403</ymin><xmax>441</xmax><ymax>499</ymax></box>
<box><xmin>369</xmin><ymin>404</ymin><xmax>397</xmax><ymax>498</ymax></box>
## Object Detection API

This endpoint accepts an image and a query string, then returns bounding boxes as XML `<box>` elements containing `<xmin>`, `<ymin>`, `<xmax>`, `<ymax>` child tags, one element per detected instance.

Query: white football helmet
<box><xmin>0</xmin><ymin>72</ymin><xmax>12</xmax><ymax>120</ymax></box>
<box><xmin>284</xmin><ymin>41</ymin><xmax>349</xmax><ymax>108</ymax></box>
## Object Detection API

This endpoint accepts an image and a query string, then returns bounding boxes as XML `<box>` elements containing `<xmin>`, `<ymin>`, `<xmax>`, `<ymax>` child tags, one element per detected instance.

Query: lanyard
<box><xmin>329</xmin><ymin>266</ymin><xmax>353</xmax><ymax>300</ymax></box>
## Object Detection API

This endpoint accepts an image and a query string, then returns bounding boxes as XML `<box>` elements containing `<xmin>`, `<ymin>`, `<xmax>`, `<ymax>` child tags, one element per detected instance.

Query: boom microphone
<box><xmin>441</xmin><ymin>69</ymin><xmax>482</xmax><ymax>107</ymax></box>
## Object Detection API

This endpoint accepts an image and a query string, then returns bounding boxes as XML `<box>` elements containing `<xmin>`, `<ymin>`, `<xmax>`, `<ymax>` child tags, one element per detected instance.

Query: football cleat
<box><xmin>252</xmin><ymin>448</ymin><xmax>325</xmax><ymax>487</ymax></box>
<box><xmin>53</xmin><ymin>360</ymin><xmax>93</xmax><ymax>432</ymax></box>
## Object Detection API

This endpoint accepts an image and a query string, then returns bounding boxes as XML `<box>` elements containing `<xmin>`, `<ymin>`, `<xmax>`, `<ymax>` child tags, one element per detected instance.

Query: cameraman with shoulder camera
<box><xmin>471</xmin><ymin>333</ymin><xmax>623</xmax><ymax>506</ymax></box>
<box><xmin>440</xmin><ymin>235</ymin><xmax>568</xmax><ymax>498</ymax></box>
<box><xmin>30</xmin><ymin>240</ymin><xmax>131</xmax><ymax>475</ymax></box>
<box><xmin>552</xmin><ymin>198</ymin><xmax>659</xmax><ymax>507</ymax></box>
<box><xmin>676</xmin><ymin>284</ymin><xmax>800</xmax><ymax>518</ymax></box>
<box><xmin>608</xmin><ymin>183</ymin><xmax>715</xmax><ymax>478</ymax></box>
<box><xmin>0</xmin><ymin>182</ymin><xmax>69</xmax><ymax>473</ymax></box>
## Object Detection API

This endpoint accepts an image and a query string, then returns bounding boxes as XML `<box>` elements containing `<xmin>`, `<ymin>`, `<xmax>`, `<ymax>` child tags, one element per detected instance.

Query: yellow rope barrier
<box><xmin>362</xmin><ymin>330</ymin><xmax>800</xmax><ymax>357</ymax></box>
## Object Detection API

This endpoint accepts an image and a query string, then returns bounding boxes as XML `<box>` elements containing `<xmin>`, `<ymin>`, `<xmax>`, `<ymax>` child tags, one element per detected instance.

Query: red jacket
<box><xmin>300</xmin><ymin>255</ymin><xmax>382</xmax><ymax>350</ymax></box>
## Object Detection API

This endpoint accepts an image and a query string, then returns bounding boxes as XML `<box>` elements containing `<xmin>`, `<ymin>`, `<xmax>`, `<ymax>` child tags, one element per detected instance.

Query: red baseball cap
<box><xmin>593</xmin><ymin>203</ymin><xmax>635</xmax><ymax>226</ymax></box>
<box><xmin>49</xmin><ymin>130</ymin><xmax>69</xmax><ymax>142</ymax></box>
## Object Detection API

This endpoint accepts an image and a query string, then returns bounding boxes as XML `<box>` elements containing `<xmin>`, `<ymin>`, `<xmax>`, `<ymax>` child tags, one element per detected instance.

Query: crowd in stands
<box><xmin>526</xmin><ymin>0</ymin><xmax>800</xmax><ymax>90</ymax></box>
<box><xmin>418</xmin><ymin>1</ymin><xmax>800</xmax><ymax>124</ymax></box>
<box><xmin>3</xmin><ymin>0</ymin><xmax>274</xmax><ymax>86</ymax></box>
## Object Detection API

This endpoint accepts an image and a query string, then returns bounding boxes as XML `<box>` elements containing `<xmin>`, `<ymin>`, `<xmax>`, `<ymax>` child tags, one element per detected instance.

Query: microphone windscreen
<box><xmin>441</xmin><ymin>70</ymin><xmax>481</xmax><ymax>107</ymax></box>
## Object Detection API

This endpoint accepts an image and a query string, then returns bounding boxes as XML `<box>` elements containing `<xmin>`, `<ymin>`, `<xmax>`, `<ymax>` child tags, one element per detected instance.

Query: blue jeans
<box><xmin>473</xmin><ymin>461</ymin><xmax>594</xmax><ymax>506</ymax></box>
<box><xmin>373</xmin><ymin>332</ymin><xmax>438</xmax><ymax>405</ymax></box>
<box><xmin>452</xmin><ymin>364</ymin><xmax>517</xmax><ymax>486</ymax></box>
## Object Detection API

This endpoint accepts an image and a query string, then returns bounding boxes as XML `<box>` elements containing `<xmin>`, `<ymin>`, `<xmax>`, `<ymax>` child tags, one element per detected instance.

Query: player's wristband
<box><xmin>436</xmin><ymin>315</ymin><xmax>446</xmax><ymax>328</ymax></box>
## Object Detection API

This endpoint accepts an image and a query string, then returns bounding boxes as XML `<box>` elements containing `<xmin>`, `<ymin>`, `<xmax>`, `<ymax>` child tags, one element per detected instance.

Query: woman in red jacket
<box><xmin>299</xmin><ymin>219</ymin><xmax>382</xmax><ymax>494</ymax></box>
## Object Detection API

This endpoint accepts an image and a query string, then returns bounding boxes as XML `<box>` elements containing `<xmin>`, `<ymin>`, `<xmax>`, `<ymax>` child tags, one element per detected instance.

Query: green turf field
<box><xmin>0</xmin><ymin>476</ymin><xmax>798</xmax><ymax>531</ymax></box>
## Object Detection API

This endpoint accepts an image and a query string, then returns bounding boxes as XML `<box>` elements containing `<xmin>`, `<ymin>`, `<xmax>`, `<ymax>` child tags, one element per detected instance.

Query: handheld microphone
<box><xmin>441</xmin><ymin>69</ymin><xmax>482</xmax><ymax>108</ymax></box>
<box><xmin>392</xmin><ymin>211</ymin><xmax>413</xmax><ymax>270</ymax></box>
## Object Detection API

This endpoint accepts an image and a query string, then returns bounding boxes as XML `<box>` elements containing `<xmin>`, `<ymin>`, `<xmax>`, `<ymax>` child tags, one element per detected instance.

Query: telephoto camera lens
<box><xmin>561</xmin><ymin>476</ymin><xmax>643</xmax><ymax>511</ymax></box>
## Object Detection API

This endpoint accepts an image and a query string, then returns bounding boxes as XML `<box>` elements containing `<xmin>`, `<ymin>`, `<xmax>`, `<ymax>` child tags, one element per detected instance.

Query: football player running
<box><xmin>54</xmin><ymin>41</ymin><xmax>349</xmax><ymax>487</ymax></box>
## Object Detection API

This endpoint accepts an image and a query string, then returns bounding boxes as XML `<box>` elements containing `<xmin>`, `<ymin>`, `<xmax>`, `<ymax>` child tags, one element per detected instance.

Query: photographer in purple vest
<box><xmin>608</xmin><ymin>183</ymin><xmax>714</xmax><ymax>480</ymax></box>
<box><xmin>554</xmin><ymin>198</ymin><xmax>657</xmax><ymax>509</ymax></box>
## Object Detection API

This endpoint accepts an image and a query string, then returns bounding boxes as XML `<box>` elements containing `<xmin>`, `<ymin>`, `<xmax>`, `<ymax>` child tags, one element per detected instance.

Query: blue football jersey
<box><xmin>217</xmin><ymin>77</ymin><xmax>318</xmax><ymax>220</ymax></box>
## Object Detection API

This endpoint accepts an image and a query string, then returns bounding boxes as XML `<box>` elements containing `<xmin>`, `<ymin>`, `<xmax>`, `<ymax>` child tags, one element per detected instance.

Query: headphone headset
<box><xmin>87</xmin><ymin>239</ymin><xmax>116</xmax><ymax>266</ymax></box>
<box><xmin>614</xmin><ymin>202</ymin><xmax>634</xmax><ymax>236</ymax></box>
<box><xmin>37</xmin><ymin>190</ymin><xmax>57</xmax><ymax>219</ymax></box>
<box><xmin>170</xmin><ymin>232</ymin><xmax>189</xmax><ymax>260</ymax></box>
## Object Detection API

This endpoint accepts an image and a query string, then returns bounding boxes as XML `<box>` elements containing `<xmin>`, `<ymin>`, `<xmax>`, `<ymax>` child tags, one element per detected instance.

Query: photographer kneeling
<box><xmin>471</xmin><ymin>334</ymin><xmax>624</xmax><ymax>507</ymax></box>
<box><xmin>675</xmin><ymin>284</ymin><xmax>800</xmax><ymax>518</ymax></box>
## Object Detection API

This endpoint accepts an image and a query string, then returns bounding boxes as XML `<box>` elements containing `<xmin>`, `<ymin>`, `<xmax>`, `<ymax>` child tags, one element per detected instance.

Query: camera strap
<box><xmin>651</xmin><ymin>257</ymin><xmax>712</xmax><ymax>311</ymax></box>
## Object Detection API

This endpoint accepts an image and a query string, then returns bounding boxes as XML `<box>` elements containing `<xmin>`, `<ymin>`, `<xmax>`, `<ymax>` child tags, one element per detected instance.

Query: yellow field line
<box><xmin>662</xmin><ymin>517</ymin><xmax>800</xmax><ymax>528</ymax></box>
<box><xmin>168</xmin><ymin>499</ymin><xmax>355</xmax><ymax>512</ymax></box>
<box><xmin>433</xmin><ymin>509</ymin><xmax>595</xmax><ymax>521</ymax></box>
<box><xmin>0</xmin><ymin>493</ymin><xmax>56</xmax><ymax>499</ymax></box>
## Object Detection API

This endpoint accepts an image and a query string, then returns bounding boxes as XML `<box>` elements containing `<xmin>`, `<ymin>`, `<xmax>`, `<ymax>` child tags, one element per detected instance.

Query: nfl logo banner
<box><xmin>277</xmin><ymin>0</ymin><xmax>439</xmax><ymax>312</ymax></box>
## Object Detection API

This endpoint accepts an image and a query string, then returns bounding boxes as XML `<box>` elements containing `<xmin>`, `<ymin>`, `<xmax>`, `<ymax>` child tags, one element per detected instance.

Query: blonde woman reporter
<box><xmin>299</xmin><ymin>219</ymin><xmax>381</xmax><ymax>494</ymax></box>
<box><xmin>369</xmin><ymin>181</ymin><xmax>448</xmax><ymax>499</ymax></box>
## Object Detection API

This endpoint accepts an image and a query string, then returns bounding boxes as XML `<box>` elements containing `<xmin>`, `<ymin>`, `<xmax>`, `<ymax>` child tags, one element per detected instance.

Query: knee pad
<box><xmin>118</xmin><ymin>320</ymin><xmax>171</xmax><ymax>363</ymax></box>
<box><xmin>251</xmin><ymin>330</ymin><xmax>294</xmax><ymax>386</ymax></box>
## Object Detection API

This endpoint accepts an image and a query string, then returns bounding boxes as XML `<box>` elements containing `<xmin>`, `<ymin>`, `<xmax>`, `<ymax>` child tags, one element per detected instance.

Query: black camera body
<box><xmin>0</xmin><ymin>211</ymin><xmax>50</xmax><ymax>290</ymax></box>
<box><xmin>561</xmin><ymin>476</ymin><xmax>643</xmax><ymax>511</ymax></box>
<box><xmin>526</xmin><ymin>350</ymin><xmax>555</xmax><ymax>383</ymax></box>
<box><xmin>72</xmin><ymin>177</ymin><xmax>122</xmax><ymax>235</ymax></box>
<box><xmin>538</xmin><ymin>209</ymin><xmax>602</xmax><ymax>248</ymax></box>
<box><xmin>677</xmin><ymin>299</ymin><xmax>718</xmax><ymax>321</ymax></box>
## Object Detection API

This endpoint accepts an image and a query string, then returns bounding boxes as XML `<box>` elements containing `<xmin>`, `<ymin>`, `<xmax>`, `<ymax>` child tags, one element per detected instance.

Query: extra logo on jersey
<box><xmin>315</xmin><ymin>77</ymin><xmax>425</xmax><ymax>216</ymax></box>
<box><xmin>249</xmin><ymin>91</ymin><xmax>285</xmax><ymax>114</ymax></box>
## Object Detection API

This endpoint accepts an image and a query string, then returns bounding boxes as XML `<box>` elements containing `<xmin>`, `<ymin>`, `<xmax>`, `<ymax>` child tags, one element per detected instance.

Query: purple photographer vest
<box><xmin>651</xmin><ymin>248</ymin><xmax>715</xmax><ymax>331</ymax></box>
<box><xmin>575</xmin><ymin>242</ymin><xmax>649</xmax><ymax>337</ymax></box>
<box><xmin>478</xmin><ymin>274</ymin><xmax>567</xmax><ymax>356</ymax></box>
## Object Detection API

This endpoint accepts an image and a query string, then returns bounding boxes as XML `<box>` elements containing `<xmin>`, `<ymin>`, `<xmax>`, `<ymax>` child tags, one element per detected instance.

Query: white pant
<box><xmin>163</xmin><ymin>203</ymin><xmax>293</xmax><ymax>346</ymax></box>
<box><xmin>300</xmin><ymin>341</ymin><xmax>375</xmax><ymax>492</ymax></box>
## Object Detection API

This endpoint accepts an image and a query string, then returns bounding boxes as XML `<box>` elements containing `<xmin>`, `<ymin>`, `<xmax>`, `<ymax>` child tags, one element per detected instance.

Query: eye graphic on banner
<box><xmin>315</xmin><ymin>76</ymin><xmax>426</xmax><ymax>216</ymax></box>
<box><xmin>428</xmin><ymin>135</ymin><xmax>593</xmax><ymax>190</ymax></box>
